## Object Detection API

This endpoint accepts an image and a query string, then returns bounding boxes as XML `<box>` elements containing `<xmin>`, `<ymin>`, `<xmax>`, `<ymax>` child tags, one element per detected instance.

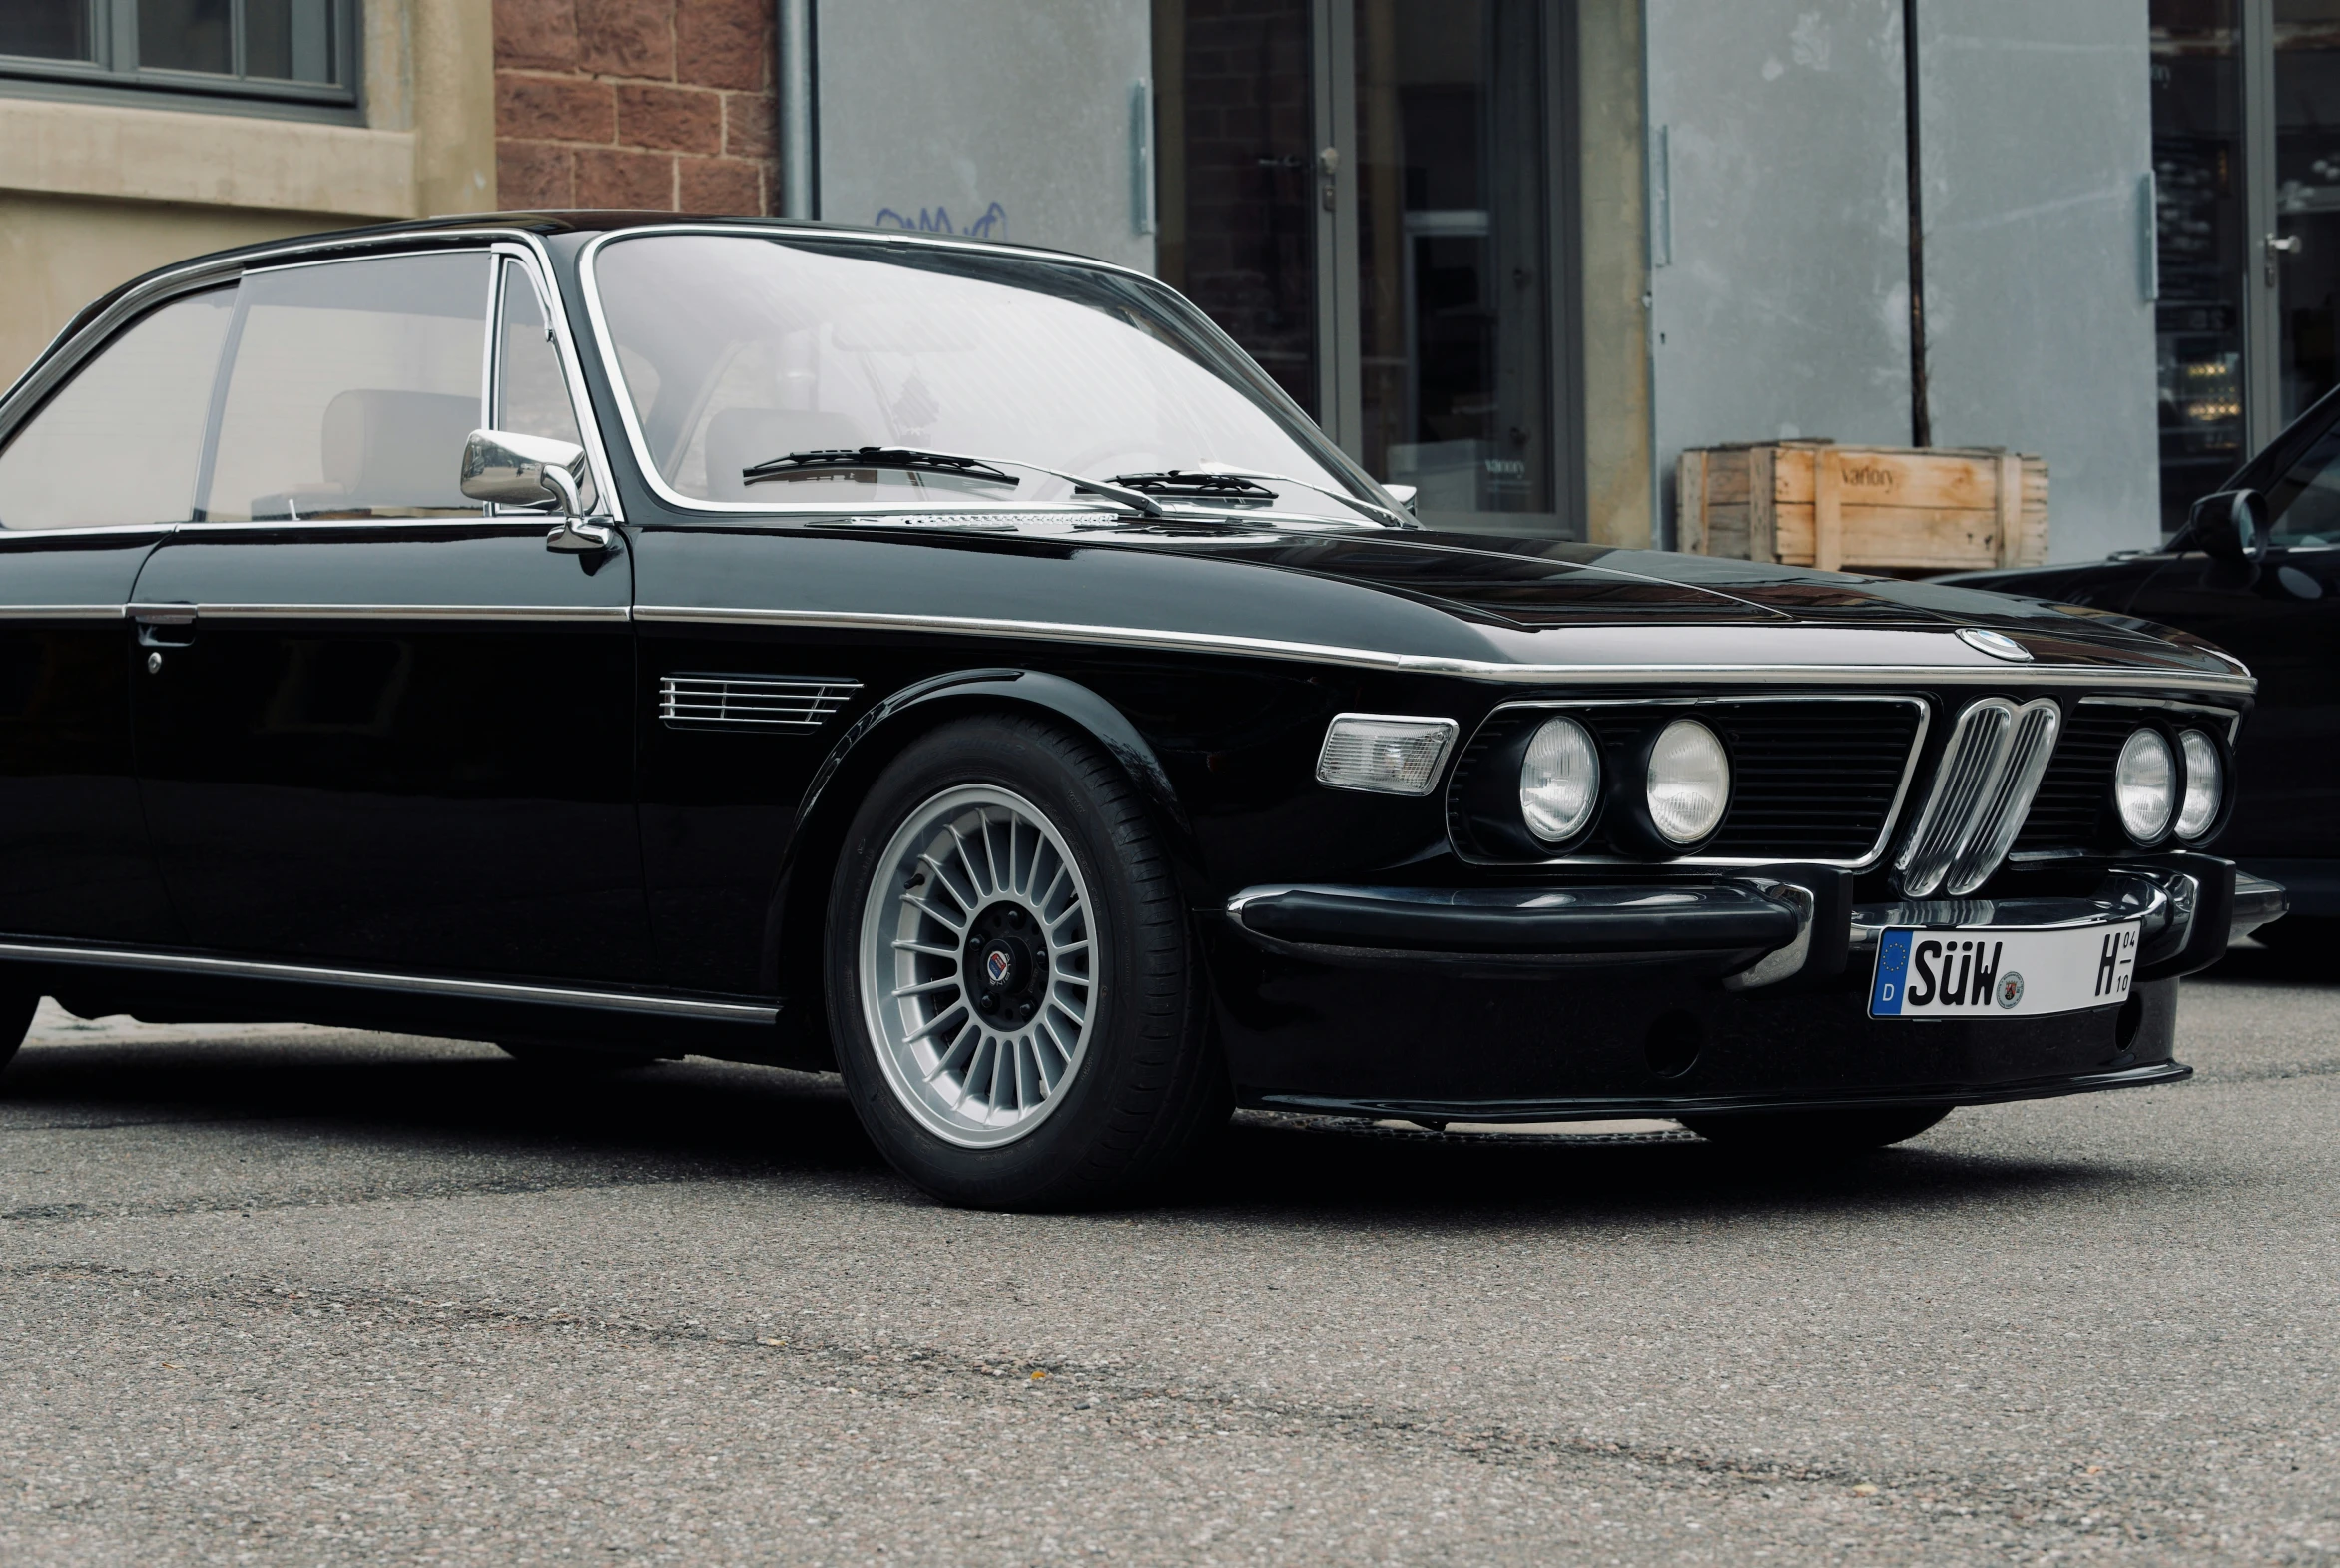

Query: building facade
<box><xmin>0</xmin><ymin>2</ymin><xmax>2310</xmax><ymax>561</ymax></box>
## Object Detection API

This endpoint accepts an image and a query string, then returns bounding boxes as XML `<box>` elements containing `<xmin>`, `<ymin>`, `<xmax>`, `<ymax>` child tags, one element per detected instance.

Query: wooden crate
<box><xmin>1676</xmin><ymin>441</ymin><xmax>2048</xmax><ymax>573</ymax></box>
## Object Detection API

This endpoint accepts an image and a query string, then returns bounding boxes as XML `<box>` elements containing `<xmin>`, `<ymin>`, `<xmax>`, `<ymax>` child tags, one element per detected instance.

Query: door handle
<box><xmin>2266</xmin><ymin>232</ymin><xmax>2302</xmax><ymax>285</ymax></box>
<box><xmin>131</xmin><ymin>603</ymin><xmax>197</xmax><ymax>648</ymax></box>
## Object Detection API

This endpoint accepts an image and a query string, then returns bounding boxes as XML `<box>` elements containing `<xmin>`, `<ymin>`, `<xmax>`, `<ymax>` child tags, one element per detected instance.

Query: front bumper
<box><xmin>1206</xmin><ymin>855</ymin><xmax>2274</xmax><ymax>1122</ymax></box>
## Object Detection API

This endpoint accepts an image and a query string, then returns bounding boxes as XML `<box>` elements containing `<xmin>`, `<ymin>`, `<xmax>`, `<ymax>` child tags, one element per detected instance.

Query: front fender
<box><xmin>766</xmin><ymin>668</ymin><xmax>1200</xmax><ymax>1048</ymax></box>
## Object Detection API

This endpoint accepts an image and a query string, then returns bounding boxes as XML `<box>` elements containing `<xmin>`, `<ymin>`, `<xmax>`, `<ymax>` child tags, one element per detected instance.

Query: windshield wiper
<box><xmin>742</xmin><ymin>446</ymin><xmax>1164</xmax><ymax>517</ymax></box>
<box><xmin>1109</xmin><ymin>466</ymin><xmax>1409</xmax><ymax>528</ymax></box>
<box><xmin>1109</xmin><ymin>470</ymin><xmax>1280</xmax><ymax>502</ymax></box>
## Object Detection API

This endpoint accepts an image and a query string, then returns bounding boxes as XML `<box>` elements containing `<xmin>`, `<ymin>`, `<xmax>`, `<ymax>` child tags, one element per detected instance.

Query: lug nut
<box><xmin>1006</xmin><ymin>907</ymin><xmax>1025</xmax><ymax>927</ymax></box>
<box><xmin>977</xmin><ymin>991</ymin><xmax>998</xmax><ymax>1015</ymax></box>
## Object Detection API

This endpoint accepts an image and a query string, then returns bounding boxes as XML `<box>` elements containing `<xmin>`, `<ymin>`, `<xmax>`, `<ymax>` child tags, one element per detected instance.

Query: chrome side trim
<box><xmin>0</xmin><ymin>938</ymin><xmax>779</xmax><ymax>1022</ymax></box>
<box><xmin>1445</xmin><ymin>694</ymin><xmax>1932</xmax><ymax>871</ymax></box>
<box><xmin>0</xmin><ymin>604</ymin><xmax>127</xmax><ymax>620</ymax></box>
<box><xmin>631</xmin><ymin>605</ymin><xmax>2257</xmax><ymax>693</ymax></box>
<box><xmin>659</xmin><ymin>673</ymin><xmax>861</xmax><ymax>729</ymax></box>
<box><xmin>182</xmin><ymin>603</ymin><xmax>632</xmax><ymax>623</ymax></box>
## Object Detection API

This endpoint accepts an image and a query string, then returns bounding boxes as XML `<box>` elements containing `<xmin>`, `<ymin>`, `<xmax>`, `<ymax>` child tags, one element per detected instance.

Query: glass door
<box><xmin>2274</xmin><ymin>1</ymin><xmax>2340</xmax><ymax>420</ymax></box>
<box><xmin>1352</xmin><ymin>0</ymin><xmax>1555</xmax><ymax>532</ymax></box>
<box><xmin>2152</xmin><ymin>0</ymin><xmax>2250</xmax><ymax>535</ymax></box>
<box><xmin>1155</xmin><ymin>0</ymin><xmax>1566</xmax><ymax>534</ymax></box>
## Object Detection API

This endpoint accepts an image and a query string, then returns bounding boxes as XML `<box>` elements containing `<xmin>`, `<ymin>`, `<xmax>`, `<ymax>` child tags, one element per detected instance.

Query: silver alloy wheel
<box><xmin>858</xmin><ymin>784</ymin><xmax>1099</xmax><ymax>1148</ymax></box>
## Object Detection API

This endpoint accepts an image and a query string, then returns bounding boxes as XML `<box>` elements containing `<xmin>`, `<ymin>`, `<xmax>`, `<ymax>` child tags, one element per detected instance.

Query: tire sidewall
<box><xmin>824</xmin><ymin>716</ymin><xmax>1192</xmax><ymax>1208</ymax></box>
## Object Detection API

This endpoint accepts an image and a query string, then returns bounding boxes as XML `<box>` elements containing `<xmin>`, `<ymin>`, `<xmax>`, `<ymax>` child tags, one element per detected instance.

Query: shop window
<box><xmin>0</xmin><ymin>0</ymin><xmax>355</xmax><ymax>113</ymax></box>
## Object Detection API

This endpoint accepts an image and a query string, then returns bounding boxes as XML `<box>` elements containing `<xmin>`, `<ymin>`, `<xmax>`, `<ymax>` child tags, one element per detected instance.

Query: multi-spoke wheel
<box><xmin>826</xmin><ymin>715</ymin><xmax>1227</xmax><ymax>1209</ymax></box>
<box><xmin>860</xmin><ymin>784</ymin><xmax>1096</xmax><ymax>1146</ymax></box>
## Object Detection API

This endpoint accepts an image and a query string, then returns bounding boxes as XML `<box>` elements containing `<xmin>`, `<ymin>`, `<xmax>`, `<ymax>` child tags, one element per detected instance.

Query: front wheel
<box><xmin>825</xmin><ymin>716</ymin><xmax>1225</xmax><ymax>1210</ymax></box>
<box><xmin>1679</xmin><ymin>1105</ymin><xmax>1951</xmax><ymax>1154</ymax></box>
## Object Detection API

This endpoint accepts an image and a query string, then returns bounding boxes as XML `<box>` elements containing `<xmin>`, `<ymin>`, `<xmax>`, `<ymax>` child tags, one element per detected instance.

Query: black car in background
<box><xmin>0</xmin><ymin>214</ymin><xmax>2283</xmax><ymax>1209</ymax></box>
<box><xmin>1949</xmin><ymin>396</ymin><xmax>2340</xmax><ymax>953</ymax></box>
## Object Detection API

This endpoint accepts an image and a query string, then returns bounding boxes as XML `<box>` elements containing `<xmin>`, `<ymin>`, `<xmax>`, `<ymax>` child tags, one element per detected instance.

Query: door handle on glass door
<box><xmin>2268</xmin><ymin>232</ymin><xmax>2303</xmax><ymax>284</ymax></box>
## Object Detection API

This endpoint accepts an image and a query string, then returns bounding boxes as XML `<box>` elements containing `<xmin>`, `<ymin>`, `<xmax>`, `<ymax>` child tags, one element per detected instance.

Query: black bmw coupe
<box><xmin>0</xmin><ymin>214</ymin><xmax>2285</xmax><ymax>1207</ymax></box>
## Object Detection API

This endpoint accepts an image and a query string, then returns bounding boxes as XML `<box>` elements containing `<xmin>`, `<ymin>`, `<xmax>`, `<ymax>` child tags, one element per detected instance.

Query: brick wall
<box><xmin>493</xmin><ymin>0</ymin><xmax>773</xmax><ymax>215</ymax></box>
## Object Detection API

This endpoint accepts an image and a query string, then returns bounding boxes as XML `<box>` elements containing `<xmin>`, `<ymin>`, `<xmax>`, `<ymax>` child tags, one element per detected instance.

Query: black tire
<box><xmin>0</xmin><ymin>988</ymin><xmax>36</xmax><ymax>1079</ymax></box>
<box><xmin>825</xmin><ymin>714</ymin><xmax>1225</xmax><ymax>1210</ymax></box>
<box><xmin>1679</xmin><ymin>1105</ymin><xmax>1951</xmax><ymax>1154</ymax></box>
<box><xmin>495</xmin><ymin>1041</ymin><xmax>664</xmax><ymax>1071</ymax></box>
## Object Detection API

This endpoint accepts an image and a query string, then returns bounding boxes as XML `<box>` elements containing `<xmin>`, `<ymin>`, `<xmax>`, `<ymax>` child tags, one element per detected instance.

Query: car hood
<box><xmin>1134</xmin><ymin>528</ymin><xmax>2205</xmax><ymax>658</ymax></box>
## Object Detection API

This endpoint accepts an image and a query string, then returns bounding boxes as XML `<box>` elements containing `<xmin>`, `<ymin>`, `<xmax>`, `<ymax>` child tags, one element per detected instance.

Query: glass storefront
<box><xmin>2153</xmin><ymin>0</ymin><xmax>2340</xmax><ymax>530</ymax></box>
<box><xmin>1156</xmin><ymin>0</ymin><xmax>1566</xmax><ymax>535</ymax></box>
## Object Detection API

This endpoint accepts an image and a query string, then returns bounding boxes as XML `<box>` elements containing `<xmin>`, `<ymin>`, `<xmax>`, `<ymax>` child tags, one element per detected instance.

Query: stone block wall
<box><xmin>493</xmin><ymin>0</ymin><xmax>773</xmax><ymax>214</ymax></box>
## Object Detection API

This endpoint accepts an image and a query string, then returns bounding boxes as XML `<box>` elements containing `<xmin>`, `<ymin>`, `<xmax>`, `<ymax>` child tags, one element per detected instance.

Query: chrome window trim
<box><xmin>1442</xmin><ymin>694</ymin><xmax>1933</xmax><ymax>870</ymax></box>
<box><xmin>0</xmin><ymin>937</ymin><xmax>777</xmax><ymax>1022</ymax></box>
<box><xmin>0</xmin><ymin>227</ymin><xmax>625</xmax><ymax>529</ymax></box>
<box><xmin>143</xmin><ymin>602</ymin><xmax>633</xmax><ymax>624</ymax></box>
<box><xmin>0</xmin><ymin>604</ymin><xmax>129</xmax><ymax>620</ymax></box>
<box><xmin>631</xmin><ymin>605</ymin><xmax>2258</xmax><ymax>695</ymax></box>
<box><xmin>572</xmin><ymin>223</ymin><xmax>1375</xmax><ymax>522</ymax></box>
<box><xmin>0</xmin><ymin>524</ymin><xmax>181</xmax><ymax>540</ymax></box>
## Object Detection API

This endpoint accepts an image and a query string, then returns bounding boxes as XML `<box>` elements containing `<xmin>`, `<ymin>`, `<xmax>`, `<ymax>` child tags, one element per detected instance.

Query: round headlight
<box><xmin>2175</xmin><ymin>729</ymin><xmax>2222</xmax><ymax>839</ymax></box>
<box><xmin>1645</xmin><ymin>719</ymin><xmax>1730</xmax><ymax>845</ymax></box>
<box><xmin>2113</xmin><ymin>728</ymin><xmax>2176</xmax><ymax>842</ymax></box>
<box><xmin>1519</xmin><ymin>717</ymin><xmax>1600</xmax><ymax>843</ymax></box>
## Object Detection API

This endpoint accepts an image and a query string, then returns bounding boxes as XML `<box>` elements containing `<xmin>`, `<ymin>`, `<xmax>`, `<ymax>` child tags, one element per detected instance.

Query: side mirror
<box><xmin>2187</xmin><ymin>488</ymin><xmax>2269</xmax><ymax>563</ymax></box>
<box><xmin>1383</xmin><ymin>482</ymin><xmax>1420</xmax><ymax>516</ymax></box>
<box><xmin>459</xmin><ymin>428</ymin><xmax>612</xmax><ymax>553</ymax></box>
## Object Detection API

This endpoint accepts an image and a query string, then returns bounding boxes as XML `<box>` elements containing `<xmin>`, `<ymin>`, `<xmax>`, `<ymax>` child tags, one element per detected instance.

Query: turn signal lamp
<box><xmin>1315</xmin><ymin>714</ymin><xmax>1459</xmax><ymax>796</ymax></box>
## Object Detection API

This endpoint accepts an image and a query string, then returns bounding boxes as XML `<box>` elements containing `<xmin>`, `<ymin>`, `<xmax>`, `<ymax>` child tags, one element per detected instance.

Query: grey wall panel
<box><xmin>817</xmin><ymin>0</ymin><xmax>1156</xmax><ymax>274</ymax></box>
<box><xmin>1646</xmin><ymin>0</ymin><xmax>1914</xmax><ymax>545</ymax></box>
<box><xmin>1918</xmin><ymin>0</ymin><xmax>2158</xmax><ymax>562</ymax></box>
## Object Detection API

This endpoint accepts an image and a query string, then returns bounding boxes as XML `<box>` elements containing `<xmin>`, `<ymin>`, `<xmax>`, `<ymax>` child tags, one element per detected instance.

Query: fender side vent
<box><xmin>659</xmin><ymin>674</ymin><xmax>861</xmax><ymax>731</ymax></box>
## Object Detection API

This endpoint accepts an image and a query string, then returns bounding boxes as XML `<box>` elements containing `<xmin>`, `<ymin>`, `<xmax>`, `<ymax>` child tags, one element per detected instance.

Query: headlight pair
<box><xmin>1518</xmin><ymin>715</ymin><xmax>1730</xmax><ymax>852</ymax></box>
<box><xmin>2113</xmin><ymin>726</ymin><xmax>2223</xmax><ymax>844</ymax></box>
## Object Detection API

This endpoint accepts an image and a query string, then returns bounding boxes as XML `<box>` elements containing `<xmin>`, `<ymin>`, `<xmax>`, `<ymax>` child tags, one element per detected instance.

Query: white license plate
<box><xmin>1868</xmin><ymin>922</ymin><xmax>2139</xmax><ymax>1019</ymax></box>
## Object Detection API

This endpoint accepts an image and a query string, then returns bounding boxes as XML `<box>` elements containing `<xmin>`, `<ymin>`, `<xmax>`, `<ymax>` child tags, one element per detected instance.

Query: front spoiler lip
<box><xmin>1249</xmin><ymin>1059</ymin><xmax>2192</xmax><ymax>1124</ymax></box>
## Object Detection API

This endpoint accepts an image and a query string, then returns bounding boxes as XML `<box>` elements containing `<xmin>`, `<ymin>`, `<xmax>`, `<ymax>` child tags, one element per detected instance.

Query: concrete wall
<box><xmin>0</xmin><ymin>0</ymin><xmax>495</xmax><ymax>388</ymax></box>
<box><xmin>1645</xmin><ymin>0</ymin><xmax>1915</xmax><ymax>548</ymax></box>
<box><xmin>1918</xmin><ymin>0</ymin><xmax>2158</xmax><ymax>562</ymax></box>
<box><xmin>815</xmin><ymin>0</ymin><xmax>1155</xmax><ymax>273</ymax></box>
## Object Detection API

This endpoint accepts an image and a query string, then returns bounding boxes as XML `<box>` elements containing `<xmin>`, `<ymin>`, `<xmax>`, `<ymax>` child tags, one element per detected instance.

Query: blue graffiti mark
<box><xmin>873</xmin><ymin>202</ymin><xmax>1007</xmax><ymax>240</ymax></box>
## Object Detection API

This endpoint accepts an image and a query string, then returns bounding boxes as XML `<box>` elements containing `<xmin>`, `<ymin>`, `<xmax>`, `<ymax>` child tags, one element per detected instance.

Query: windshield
<box><xmin>587</xmin><ymin>232</ymin><xmax>1373</xmax><ymax>516</ymax></box>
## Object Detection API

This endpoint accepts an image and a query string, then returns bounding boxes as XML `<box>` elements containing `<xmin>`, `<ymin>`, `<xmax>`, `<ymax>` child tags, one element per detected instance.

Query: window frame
<box><xmin>0</xmin><ymin>233</ymin><xmax>627</xmax><ymax>537</ymax></box>
<box><xmin>0</xmin><ymin>0</ymin><xmax>360</xmax><ymax>120</ymax></box>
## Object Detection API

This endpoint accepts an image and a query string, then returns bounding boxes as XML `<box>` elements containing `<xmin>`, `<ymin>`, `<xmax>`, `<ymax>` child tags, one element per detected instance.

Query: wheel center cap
<box><xmin>980</xmin><ymin>937</ymin><xmax>1029</xmax><ymax>993</ymax></box>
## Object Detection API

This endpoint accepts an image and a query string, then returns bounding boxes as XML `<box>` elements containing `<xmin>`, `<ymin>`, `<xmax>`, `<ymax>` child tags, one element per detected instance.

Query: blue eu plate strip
<box><xmin>1870</xmin><ymin>929</ymin><xmax>1913</xmax><ymax>1017</ymax></box>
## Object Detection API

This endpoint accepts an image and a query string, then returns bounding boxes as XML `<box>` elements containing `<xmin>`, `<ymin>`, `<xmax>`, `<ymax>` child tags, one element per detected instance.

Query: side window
<box><xmin>2267</xmin><ymin>419</ymin><xmax>2340</xmax><ymax>547</ymax></box>
<box><xmin>491</xmin><ymin>260</ymin><xmax>599</xmax><ymax>510</ymax></box>
<box><xmin>0</xmin><ymin>288</ymin><xmax>235</xmax><ymax>530</ymax></box>
<box><xmin>202</xmin><ymin>253</ymin><xmax>490</xmax><ymax>523</ymax></box>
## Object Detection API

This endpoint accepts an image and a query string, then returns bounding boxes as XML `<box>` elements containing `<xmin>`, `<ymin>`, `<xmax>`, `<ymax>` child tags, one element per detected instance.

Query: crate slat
<box><xmin>1678</xmin><ymin>440</ymin><xmax>2047</xmax><ymax>572</ymax></box>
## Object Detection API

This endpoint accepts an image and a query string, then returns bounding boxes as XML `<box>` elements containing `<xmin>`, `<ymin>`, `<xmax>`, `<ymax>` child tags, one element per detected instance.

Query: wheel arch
<box><xmin>766</xmin><ymin>668</ymin><xmax>1199</xmax><ymax>1061</ymax></box>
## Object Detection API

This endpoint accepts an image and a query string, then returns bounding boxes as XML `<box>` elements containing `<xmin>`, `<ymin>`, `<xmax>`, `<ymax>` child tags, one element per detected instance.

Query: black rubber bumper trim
<box><xmin>1250</xmin><ymin>1059</ymin><xmax>2192</xmax><ymax>1124</ymax></box>
<box><xmin>1227</xmin><ymin>881</ymin><xmax>1801</xmax><ymax>956</ymax></box>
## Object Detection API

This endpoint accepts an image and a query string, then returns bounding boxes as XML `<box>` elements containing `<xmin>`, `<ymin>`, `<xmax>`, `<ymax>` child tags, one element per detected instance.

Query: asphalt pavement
<box><xmin>2</xmin><ymin>952</ymin><xmax>2336</xmax><ymax>1565</ymax></box>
